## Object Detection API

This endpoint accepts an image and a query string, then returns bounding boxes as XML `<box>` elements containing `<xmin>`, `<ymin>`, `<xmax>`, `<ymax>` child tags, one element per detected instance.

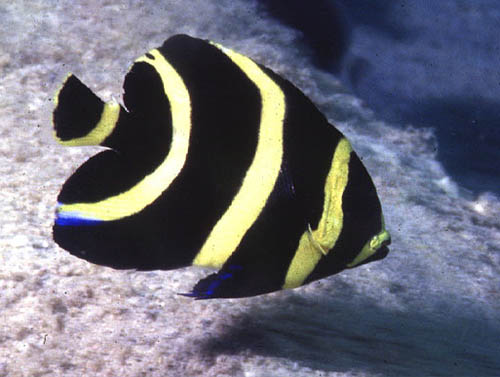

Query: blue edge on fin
<box><xmin>55</xmin><ymin>204</ymin><xmax>243</xmax><ymax>299</ymax></box>
<box><xmin>55</xmin><ymin>202</ymin><xmax>103</xmax><ymax>226</ymax></box>
<box><xmin>55</xmin><ymin>216</ymin><xmax>103</xmax><ymax>226</ymax></box>
<box><xmin>179</xmin><ymin>265</ymin><xmax>243</xmax><ymax>299</ymax></box>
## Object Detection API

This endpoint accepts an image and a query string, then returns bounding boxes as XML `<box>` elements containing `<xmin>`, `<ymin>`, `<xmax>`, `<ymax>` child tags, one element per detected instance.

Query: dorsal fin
<box><xmin>53</xmin><ymin>74</ymin><xmax>123</xmax><ymax>146</ymax></box>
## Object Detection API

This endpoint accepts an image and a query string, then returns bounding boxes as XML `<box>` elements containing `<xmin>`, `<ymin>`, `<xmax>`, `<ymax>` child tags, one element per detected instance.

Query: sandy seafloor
<box><xmin>1</xmin><ymin>1</ymin><xmax>499</xmax><ymax>376</ymax></box>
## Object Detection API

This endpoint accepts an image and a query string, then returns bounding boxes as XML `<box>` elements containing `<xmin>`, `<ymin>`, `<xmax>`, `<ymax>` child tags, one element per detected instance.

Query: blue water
<box><xmin>258</xmin><ymin>0</ymin><xmax>500</xmax><ymax>196</ymax></box>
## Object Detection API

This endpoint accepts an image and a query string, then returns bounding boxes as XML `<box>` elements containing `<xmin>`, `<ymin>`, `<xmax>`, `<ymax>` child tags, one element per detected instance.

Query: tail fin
<box><xmin>53</xmin><ymin>74</ymin><xmax>120</xmax><ymax>146</ymax></box>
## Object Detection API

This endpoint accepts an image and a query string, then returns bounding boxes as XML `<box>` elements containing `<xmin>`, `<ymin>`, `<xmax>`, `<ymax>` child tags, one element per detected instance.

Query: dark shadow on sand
<box><xmin>197</xmin><ymin>281</ymin><xmax>500</xmax><ymax>376</ymax></box>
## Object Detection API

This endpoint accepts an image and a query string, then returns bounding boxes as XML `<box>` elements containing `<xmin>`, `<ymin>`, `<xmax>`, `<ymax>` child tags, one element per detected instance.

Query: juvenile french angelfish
<box><xmin>52</xmin><ymin>34</ymin><xmax>391</xmax><ymax>299</ymax></box>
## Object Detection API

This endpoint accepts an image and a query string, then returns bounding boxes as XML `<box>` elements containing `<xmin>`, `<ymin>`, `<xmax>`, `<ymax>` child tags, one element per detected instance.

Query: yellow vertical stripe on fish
<box><xmin>283</xmin><ymin>138</ymin><xmax>352</xmax><ymax>288</ymax></box>
<box><xmin>193</xmin><ymin>43</ymin><xmax>286</xmax><ymax>268</ymax></box>
<box><xmin>57</xmin><ymin>49</ymin><xmax>191</xmax><ymax>220</ymax></box>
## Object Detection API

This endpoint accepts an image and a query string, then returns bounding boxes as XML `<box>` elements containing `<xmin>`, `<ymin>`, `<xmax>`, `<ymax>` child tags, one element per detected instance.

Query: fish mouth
<box><xmin>372</xmin><ymin>236</ymin><xmax>391</xmax><ymax>260</ymax></box>
<box><xmin>372</xmin><ymin>243</ymin><xmax>390</xmax><ymax>261</ymax></box>
<box><xmin>356</xmin><ymin>238</ymin><xmax>391</xmax><ymax>266</ymax></box>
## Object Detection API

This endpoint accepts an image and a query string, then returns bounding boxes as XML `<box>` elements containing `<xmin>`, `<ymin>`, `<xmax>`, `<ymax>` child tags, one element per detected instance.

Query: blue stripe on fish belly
<box><xmin>55</xmin><ymin>216</ymin><xmax>103</xmax><ymax>226</ymax></box>
<box><xmin>55</xmin><ymin>205</ymin><xmax>103</xmax><ymax>226</ymax></box>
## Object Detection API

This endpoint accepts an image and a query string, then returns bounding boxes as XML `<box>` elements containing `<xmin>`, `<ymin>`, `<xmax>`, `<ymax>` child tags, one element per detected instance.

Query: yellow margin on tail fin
<box><xmin>56</xmin><ymin>50</ymin><xmax>192</xmax><ymax>221</ymax></box>
<box><xmin>53</xmin><ymin>73</ymin><xmax>120</xmax><ymax>146</ymax></box>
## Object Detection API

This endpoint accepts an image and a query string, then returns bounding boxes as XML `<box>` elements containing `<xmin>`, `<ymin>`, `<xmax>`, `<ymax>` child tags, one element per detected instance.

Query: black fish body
<box><xmin>52</xmin><ymin>34</ymin><xmax>390</xmax><ymax>299</ymax></box>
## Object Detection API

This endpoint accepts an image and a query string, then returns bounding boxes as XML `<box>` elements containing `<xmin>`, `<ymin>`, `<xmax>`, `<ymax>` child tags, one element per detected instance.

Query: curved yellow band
<box><xmin>283</xmin><ymin>138</ymin><xmax>352</xmax><ymax>288</ymax></box>
<box><xmin>193</xmin><ymin>43</ymin><xmax>286</xmax><ymax>268</ymax></box>
<box><xmin>57</xmin><ymin>49</ymin><xmax>192</xmax><ymax>221</ymax></box>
